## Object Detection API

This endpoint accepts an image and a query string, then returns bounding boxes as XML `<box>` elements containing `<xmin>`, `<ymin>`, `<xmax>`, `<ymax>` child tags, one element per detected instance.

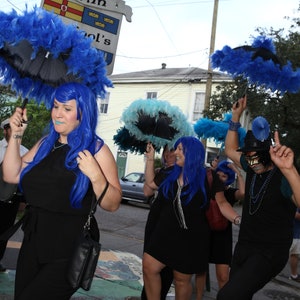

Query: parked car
<box><xmin>119</xmin><ymin>172</ymin><xmax>153</xmax><ymax>205</ymax></box>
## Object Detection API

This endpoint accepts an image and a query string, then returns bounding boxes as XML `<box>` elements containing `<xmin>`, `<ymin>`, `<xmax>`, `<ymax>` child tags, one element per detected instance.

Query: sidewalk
<box><xmin>1</xmin><ymin>204</ymin><xmax>300</xmax><ymax>299</ymax></box>
<box><xmin>1</xmin><ymin>246</ymin><xmax>300</xmax><ymax>299</ymax></box>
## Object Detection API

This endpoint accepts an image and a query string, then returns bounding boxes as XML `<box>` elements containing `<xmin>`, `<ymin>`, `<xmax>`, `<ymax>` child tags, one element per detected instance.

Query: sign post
<box><xmin>40</xmin><ymin>0</ymin><xmax>132</xmax><ymax>75</ymax></box>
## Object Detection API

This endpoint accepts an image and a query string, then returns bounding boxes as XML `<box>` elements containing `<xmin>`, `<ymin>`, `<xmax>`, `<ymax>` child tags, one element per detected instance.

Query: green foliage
<box><xmin>16</xmin><ymin>100</ymin><xmax>51</xmax><ymax>149</ymax></box>
<box><xmin>0</xmin><ymin>86</ymin><xmax>51</xmax><ymax>149</ymax></box>
<box><xmin>204</xmin><ymin>6</ymin><xmax>300</xmax><ymax>164</ymax></box>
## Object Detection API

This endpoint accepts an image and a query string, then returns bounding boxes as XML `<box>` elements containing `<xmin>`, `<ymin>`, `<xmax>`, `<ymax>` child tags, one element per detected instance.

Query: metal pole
<box><xmin>202</xmin><ymin>0</ymin><xmax>219</xmax><ymax>149</ymax></box>
<box><xmin>204</xmin><ymin>0</ymin><xmax>219</xmax><ymax>111</ymax></box>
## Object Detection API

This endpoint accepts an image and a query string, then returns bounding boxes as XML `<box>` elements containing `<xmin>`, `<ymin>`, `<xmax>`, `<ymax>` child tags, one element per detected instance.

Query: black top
<box><xmin>21</xmin><ymin>144</ymin><xmax>96</xmax><ymax>263</ymax></box>
<box><xmin>239</xmin><ymin>156</ymin><xmax>296</xmax><ymax>248</ymax></box>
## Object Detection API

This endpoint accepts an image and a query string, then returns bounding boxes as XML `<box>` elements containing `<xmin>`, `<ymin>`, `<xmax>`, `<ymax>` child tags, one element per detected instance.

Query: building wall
<box><xmin>97</xmin><ymin>81</ymin><xmax>222</xmax><ymax>176</ymax></box>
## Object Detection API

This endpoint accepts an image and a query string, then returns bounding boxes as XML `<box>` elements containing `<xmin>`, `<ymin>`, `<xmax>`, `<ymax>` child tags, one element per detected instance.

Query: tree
<box><xmin>204</xmin><ymin>5</ymin><xmax>300</xmax><ymax>163</ymax></box>
<box><xmin>0</xmin><ymin>85</ymin><xmax>50</xmax><ymax>149</ymax></box>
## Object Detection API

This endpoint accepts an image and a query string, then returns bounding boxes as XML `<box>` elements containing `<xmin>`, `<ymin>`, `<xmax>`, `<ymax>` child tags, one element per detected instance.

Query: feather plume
<box><xmin>0</xmin><ymin>7</ymin><xmax>112</xmax><ymax>106</ymax></box>
<box><xmin>120</xmin><ymin>99</ymin><xmax>195</xmax><ymax>150</ymax></box>
<box><xmin>211</xmin><ymin>36</ymin><xmax>300</xmax><ymax>94</ymax></box>
<box><xmin>194</xmin><ymin>115</ymin><xmax>246</xmax><ymax>148</ymax></box>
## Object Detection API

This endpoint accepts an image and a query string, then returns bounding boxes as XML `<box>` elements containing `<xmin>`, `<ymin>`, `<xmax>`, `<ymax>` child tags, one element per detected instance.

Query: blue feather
<box><xmin>211</xmin><ymin>36</ymin><xmax>300</xmax><ymax>94</ymax></box>
<box><xmin>252</xmin><ymin>116</ymin><xmax>270</xmax><ymax>141</ymax></box>
<box><xmin>0</xmin><ymin>7</ymin><xmax>112</xmax><ymax>106</ymax></box>
<box><xmin>194</xmin><ymin>116</ymin><xmax>246</xmax><ymax>149</ymax></box>
<box><xmin>120</xmin><ymin>99</ymin><xmax>195</xmax><ymax>149</ymax></box>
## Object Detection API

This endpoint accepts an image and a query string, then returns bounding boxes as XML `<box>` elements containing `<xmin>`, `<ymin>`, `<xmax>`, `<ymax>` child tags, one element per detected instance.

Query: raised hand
<box><xmin>269</xmin><ymin>131</ymin><xmax>294</xmax><ymax>171</ymax></box>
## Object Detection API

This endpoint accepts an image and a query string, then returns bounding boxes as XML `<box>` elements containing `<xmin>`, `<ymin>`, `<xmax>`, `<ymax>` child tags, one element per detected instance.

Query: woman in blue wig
<box><xmin>143</xmin><ymin>136</ymin><xmax>237</xmax><ymax>299</ymax></box>
<box><xmin>218</xmin><ymin>96</ymin><xmax>300</xmax><ymax>299</ymax></box>
<box><xmin>142</xmin><ymin>136</ymin><xmax>210</xmax><ymax>299</ymax></box>
<box><xmin>2</xmin><ymin>82</ymin><xmax>122</xmax><ymax>299</ymax></box>
<box><xmin>209</xmin><ymin>160</ymin><xmax>245</xmax><ymax>290</ymax></box>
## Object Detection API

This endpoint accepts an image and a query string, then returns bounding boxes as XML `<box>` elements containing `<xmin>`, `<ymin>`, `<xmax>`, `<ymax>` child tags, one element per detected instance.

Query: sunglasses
<box><xmin>3</xmin><ymin>124</ymin><xmax>10</xmax><ymax>130</ymax></box>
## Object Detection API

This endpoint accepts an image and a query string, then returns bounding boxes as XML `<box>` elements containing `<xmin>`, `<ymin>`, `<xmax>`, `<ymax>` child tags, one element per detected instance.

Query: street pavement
<box><xmin>1</xmin><ymin>205</ymin><xmax>300</xmax><ymax>299</ymax></box>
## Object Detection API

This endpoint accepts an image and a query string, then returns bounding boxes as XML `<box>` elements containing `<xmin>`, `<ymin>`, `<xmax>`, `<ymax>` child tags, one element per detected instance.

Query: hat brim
<box><xmin>237</xmin><ymin>146</ymin><xmax>270</xmax><ymax>152</ymax></box>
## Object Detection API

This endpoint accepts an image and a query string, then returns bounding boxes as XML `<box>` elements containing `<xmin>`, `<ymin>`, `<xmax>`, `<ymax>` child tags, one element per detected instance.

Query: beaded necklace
<box><xmin>249</xmin><ymin>167</ymin><xmax>277</xmax><ymax>215</ymax></box>
<box><xmin>173</xmin><ymin>180</ymin><xmax>188</xmax><ymax>229</ymax></box>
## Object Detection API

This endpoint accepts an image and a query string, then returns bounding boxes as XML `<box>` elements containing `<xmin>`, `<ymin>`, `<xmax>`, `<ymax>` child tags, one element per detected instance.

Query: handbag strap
<box><xmin>84</xmin><ymin>181</ymin><xmax>109</xmax><ymax>230</ymax></box>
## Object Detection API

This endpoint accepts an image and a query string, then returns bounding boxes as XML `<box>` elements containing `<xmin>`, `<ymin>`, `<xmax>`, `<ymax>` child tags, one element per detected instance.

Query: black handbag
<box><xmin>67</xmin><ymin>182</ymin><xmax>108</xmax><ymax>291</ymax></box>
<box><xmin>67</xmin><ymin>219</ymin><xmax>101</xmax><ymax>291</ymax></box>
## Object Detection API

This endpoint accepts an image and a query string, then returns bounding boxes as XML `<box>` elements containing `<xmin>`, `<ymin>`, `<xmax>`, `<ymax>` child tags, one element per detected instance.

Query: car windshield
<box><xmin>124</xmin><ymin>173</ymin><xmax>144</xmax><ymax>183</ymax></box>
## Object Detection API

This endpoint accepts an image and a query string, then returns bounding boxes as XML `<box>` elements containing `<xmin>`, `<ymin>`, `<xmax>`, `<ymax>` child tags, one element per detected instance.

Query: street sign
<box><xmin>40</xmin><ymin>0</ymin><xmax>132</xmax><ymax>75</ymax></box>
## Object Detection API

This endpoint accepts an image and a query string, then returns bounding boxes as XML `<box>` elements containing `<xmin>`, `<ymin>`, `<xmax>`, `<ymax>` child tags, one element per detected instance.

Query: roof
<box><xmin>109</xmin><ymin>66</ymin><xmax>232</xmax><ymax>83</ymax></box>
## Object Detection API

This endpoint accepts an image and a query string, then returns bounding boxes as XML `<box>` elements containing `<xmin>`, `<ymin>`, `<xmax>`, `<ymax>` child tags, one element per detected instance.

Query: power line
<box><xmin>144</xmin><ymin>0</ymin><xmax>179</xmax><ymax>53</ymax></box>
<box><xmin>116</xmin><ymin>48</ymin><xmax>208</xmax><ymax>59</ymax></box>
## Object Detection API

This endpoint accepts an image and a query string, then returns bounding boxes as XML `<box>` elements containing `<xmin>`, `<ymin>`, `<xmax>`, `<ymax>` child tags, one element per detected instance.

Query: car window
<box><xmin>125</xmin><ymin>173</ymin><xmax>142</xmax><ymax>183</ymax></box>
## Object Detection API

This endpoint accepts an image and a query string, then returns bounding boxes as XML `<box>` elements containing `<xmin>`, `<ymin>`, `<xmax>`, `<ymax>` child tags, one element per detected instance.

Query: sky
<box><xmin>1</xmin><ymin>0</ymin><xmax>299</xmax><ymax>75</ymax></box>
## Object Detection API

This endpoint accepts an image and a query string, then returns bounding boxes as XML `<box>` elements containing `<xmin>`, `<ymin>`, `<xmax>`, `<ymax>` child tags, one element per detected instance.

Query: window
<box><xmin>99</xmin><ymin>92</ymin><xmax>110</xmax><ymax>114</ymax></box>
<box><xmin>146</xmin><ymin>91</ymin><xmax>157</xmax><ymax>99</ymax></box>
<box><xmin>193</xmin><ymin>92</ymin><xmax>205</xmax><ymax>121</ymax></box>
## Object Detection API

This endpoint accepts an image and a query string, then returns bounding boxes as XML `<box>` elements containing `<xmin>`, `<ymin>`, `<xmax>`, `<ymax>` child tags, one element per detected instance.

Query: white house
<box><xmin>97</xmin><ymin>63</ymin><xmax>233</xmax><ymax>177</ymax></box>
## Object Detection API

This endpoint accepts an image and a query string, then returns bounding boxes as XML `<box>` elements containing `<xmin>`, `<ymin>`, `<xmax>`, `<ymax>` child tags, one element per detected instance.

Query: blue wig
<box><xmin>216</xmin><ymin>160</ymin><xmax>235</xmax><ymax>186</ymax></box>
<box><xmin>160</xmin><ymin>136</ymin><xmax>207</xmax><ymax>206</ymax></box>
<box><xmin>20</xmin><ymin>82</ymin><xmax>103</xmax><ymax>208</ymax></box>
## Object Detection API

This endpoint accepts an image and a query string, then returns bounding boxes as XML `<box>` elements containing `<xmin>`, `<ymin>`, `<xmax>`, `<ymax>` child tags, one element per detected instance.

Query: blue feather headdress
<box><xmin>113</xmin><ymin>126</ymin><xmax>149</xmax><ymax>154</ymax></box>
<box><xmin>211</xmin><ymin>36</ymin><xmax>300</xmax><ymax>94</ymax></box>
<box><xmin>194</xmin><ymin>113</ymin><xmax>246</xmax><ymax>148</ymax></box>
<box><xmin>0</xmin><ymin>7</ymin><xmax>112</xmax><ymax>106</ymax></box>
<box><xmin>120</xmin><ymin>98</ymin><xmax>195</xmax><ymax>150</ymax></box>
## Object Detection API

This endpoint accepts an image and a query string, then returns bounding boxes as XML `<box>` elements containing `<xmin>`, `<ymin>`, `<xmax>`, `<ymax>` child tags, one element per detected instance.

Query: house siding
<box><xmin>96</xmin><ymin>67</ymin><xmax>232</xmax><ymax>176</ymax></box>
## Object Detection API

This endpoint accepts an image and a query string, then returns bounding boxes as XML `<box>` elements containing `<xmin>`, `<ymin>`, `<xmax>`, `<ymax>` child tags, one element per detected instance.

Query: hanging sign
<box><xmin>40</xmin><ymin>0</ymin><xmax>132</xmax><ymax>75</ymax></box>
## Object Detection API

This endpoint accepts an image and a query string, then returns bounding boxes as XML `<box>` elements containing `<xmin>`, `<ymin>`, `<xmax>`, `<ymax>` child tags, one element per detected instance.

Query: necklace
<box><xmin>52</xmin><ymin>141</ymin><xmax>67</xmax><ymax>152</ymax></box>
<box><xmin>249</xmin><ymin>167</ymin><xmax>277</xmax><ymax>215</ymax></box>
<box><xmin>173</xmin><ymin>180</ymin><xmax>188</xmax><ymax>229</ymax></box>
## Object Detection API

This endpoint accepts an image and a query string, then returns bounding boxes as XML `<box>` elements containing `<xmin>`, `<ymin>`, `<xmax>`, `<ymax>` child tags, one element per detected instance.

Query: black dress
<box><xmin>15</xmin><ymin>143</ymin><xmax>97</xmax><ymax>300</ymax></box>
<box><xmin>144</xmin><ymin>183</ymin><xmax>210</xmax><ymax>274</ymax></box>
<box><xmin>209</xmin><ymin>187</ymin><xmax>237</xmax><ymax>265</ymax></box>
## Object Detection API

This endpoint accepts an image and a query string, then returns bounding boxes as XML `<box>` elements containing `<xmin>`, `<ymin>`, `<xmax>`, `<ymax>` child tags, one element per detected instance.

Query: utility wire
<box><xmin>144</xmin><ymin>0</ymin><xmax>179</xmax><ymax>53</ymax></box>
<box><xmin>116</xmin><ymin>49</ymin><xmax>208</xmax><ymax>59</ymax></box>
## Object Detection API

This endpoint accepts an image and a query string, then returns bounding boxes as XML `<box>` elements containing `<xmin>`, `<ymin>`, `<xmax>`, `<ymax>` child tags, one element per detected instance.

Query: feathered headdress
<box><xmin>116</xmin><ymin>98</ymin><xmax>194</xmax><ymax>152</ymax></box>
<box><xmin>0</xmin><ymin>7</ymin><xmax>111</xmax><ymax>106</ymax></box>
<box><xmin>211</xmin><ymin>36</ymin><xmax>300</xmax><ymax>94</ymax></box>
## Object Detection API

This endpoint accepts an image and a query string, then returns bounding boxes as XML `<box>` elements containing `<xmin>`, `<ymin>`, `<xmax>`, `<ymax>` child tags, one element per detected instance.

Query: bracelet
<box><xmin>147</xmin><ymin>158</ymin><xmax>154</xmax><ymax>161</ymax></box>
<box><xmin>228</xmin><ymin>120</ymin><xmax>241</xmax><ymax>131</ymax></box>
<box><xmin>97</xmin><ymin>181</ymin><xmax>109</xmax><ymax>204</ymax></box>
<box><xmin>233</xmin><ymin>215</ymin><xmax>241</xmax><ymax>225</ymax></box>
<box><xmin>13</xmin><ymin>134</ymin><xmax>23</xmax><ymax>139</ymax></box>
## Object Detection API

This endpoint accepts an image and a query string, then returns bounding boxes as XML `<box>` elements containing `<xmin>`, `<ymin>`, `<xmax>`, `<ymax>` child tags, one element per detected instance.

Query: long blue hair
<box><xmin>20</xmin><ymin>82</ymin><xmax>103</xmax><ymax>208</ymax></box>
<box><xmin>160</xmin><ymin>136</ymin><xmax>207</xmax><ymax>206</ymax></box>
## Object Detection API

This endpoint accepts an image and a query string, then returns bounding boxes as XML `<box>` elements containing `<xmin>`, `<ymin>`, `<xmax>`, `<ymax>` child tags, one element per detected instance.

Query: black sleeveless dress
<box><xmin>21</xmin><ymin>143</ymin><xmax>95</xmax><ymax>263</ymax></box>
<box><xmin>144</xmin><ymin>184</ymin><xmax>210</xmax><ymax>274</ymax></box>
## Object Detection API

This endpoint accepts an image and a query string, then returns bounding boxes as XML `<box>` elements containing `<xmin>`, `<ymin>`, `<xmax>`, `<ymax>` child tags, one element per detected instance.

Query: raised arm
<box><xmin>2</xmin><ymin>107</ymin><xmax>38</xmax><ymax>184</ymax></box>
<box><xmin>143</xmin><ymin>142</ymin><xmax>158</xmax><ymax>196</ymax></box>
<box><xmin>225</xmin><ymin>96</ymin><xmax>247</xmax><ymax>168</ymax></box>
<box><xmin>270</xmin><ymin>131</ymin><xmax>300</xmax><ymax>207</ymax></box>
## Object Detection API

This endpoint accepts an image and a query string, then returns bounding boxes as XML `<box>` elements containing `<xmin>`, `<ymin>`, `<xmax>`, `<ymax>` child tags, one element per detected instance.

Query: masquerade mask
<box><xmin>245</xmin><ymin>154</ymin><xmax>260</xmax><ymax>166</ymax></box>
